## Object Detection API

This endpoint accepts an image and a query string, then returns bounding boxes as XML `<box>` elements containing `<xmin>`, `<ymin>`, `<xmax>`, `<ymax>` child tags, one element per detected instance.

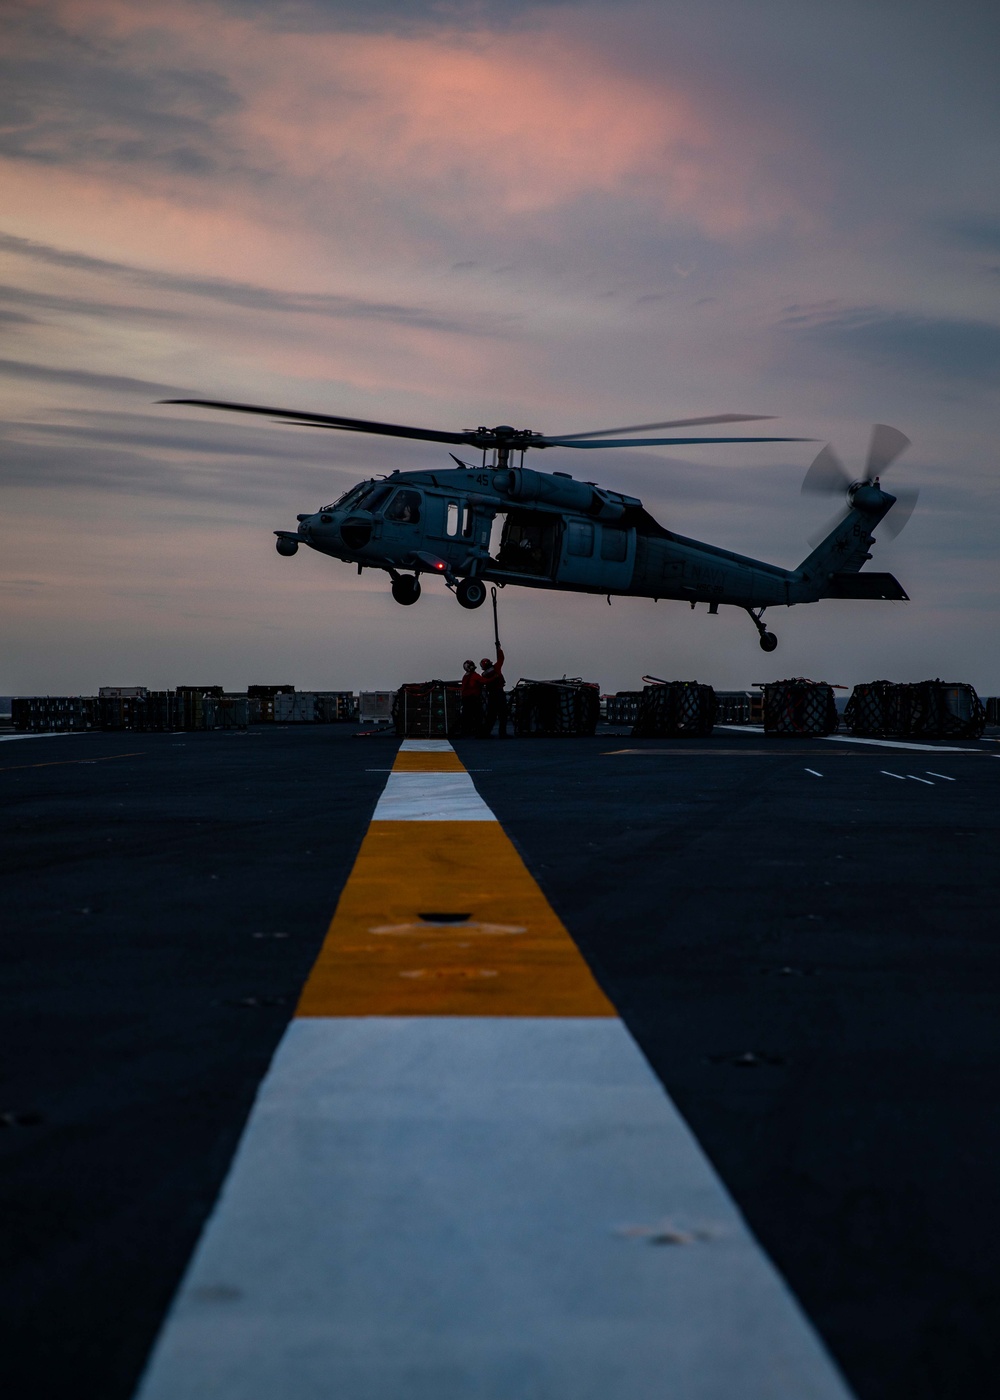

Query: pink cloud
<box><xmin>24</xmin><ymin>1</ymin><xmax>817</xmax><ymax>245</ymax></box>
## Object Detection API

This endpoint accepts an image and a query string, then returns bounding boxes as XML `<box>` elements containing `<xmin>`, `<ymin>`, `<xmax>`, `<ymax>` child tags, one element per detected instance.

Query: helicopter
<box><xmin>162</xmin><ymin>399</ymin><xmax>914</xmax><ymax>650</ymax></box>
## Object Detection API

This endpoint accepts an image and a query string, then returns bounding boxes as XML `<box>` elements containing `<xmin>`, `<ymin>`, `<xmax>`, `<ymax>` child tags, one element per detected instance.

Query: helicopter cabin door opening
<box><xmin>496</xmin><ymin>509</ymin><xmax>562</xmax><ymax>578</ymax></box>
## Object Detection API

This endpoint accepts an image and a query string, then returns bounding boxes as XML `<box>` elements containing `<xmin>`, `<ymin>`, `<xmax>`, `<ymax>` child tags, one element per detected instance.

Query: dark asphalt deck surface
<box><xmin>2</xmin><ymin>724</ymin><xmax>999</xmax><ymax>1400</ymax></box>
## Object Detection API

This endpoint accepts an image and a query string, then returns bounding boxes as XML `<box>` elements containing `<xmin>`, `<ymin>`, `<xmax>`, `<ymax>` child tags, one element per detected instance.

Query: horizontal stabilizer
<box><xmin>827</xmin><ymin>572</ymin><xmax>909</xmax><ymax>600</ymax></box>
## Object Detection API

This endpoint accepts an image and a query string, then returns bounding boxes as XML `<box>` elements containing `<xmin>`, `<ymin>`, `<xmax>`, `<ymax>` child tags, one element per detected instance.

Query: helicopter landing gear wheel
<box><xmin>745</xmin><ymin>606</ymin><xmax>777</xmax><ymax>651</ymax></box>
<box><xmin>456</xmin><ymin>578</ymin><xmax>487</xmax><ymax>610</ymax></box>
<box><xmin>391</xmin><ymin>575</ymin><xmax>421</xmax><ymax>606</ymax></box>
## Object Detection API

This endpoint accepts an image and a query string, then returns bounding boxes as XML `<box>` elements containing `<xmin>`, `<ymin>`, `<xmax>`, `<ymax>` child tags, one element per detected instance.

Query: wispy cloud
<box><xmin>941</xmin><ymin>216</ymin><xmax>1000</xmax><ymax>252</ymax></box>
<box><xmin>0</xmin><ymin>280</ymin><xmax>178</xmax><ymax>321</ymax></box>
<box><xmin>0</xmin><ymin>357</ymin><xmax>184</xmax><ymax>397</ymax></box>
<box><xmin>0</xmin><ymin>231</ymin><xmax>488</xmax><ymax>333</ymax></box>
<box><xmin>0</xmin><ymin>406</ymin><xmax>443</xmax><ymax>502</ymax></box>
<box><xmin>0</xmin><ymin>5</ymin><xmax>243</xmax><ymax>174</ymax></box>
<box><xmin>779</xmin><ymin>304</ymin><xmax>1000</xmax><ymax>387</ymax></box>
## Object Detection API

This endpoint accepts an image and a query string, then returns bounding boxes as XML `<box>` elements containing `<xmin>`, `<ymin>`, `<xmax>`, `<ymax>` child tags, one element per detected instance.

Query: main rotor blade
<box><xmin>866</xmin><ymin>423</ymin><xmax>910</xmax><ymax>478</ymax></box>
<box><xmin>545</xmin><ymin>413</ymin><xmax>775</xmax><ymax>442</ymax></box>
<box><xmin>160</xmin><ymin>398</ymin><xmax>473</xmax><ymax>446</ymax></box>
<box><xmin>801</xmin><ymin>444</ymin><xmax>852</xmax><ymax>495</ymax></box>
<box><xmin>879</xmin><ymin>485</ymin><xmax>919</xmax><ymax>539</ymax></box>
<box><xmin>538</xmin><ymin>435</ymin><xmax>810</xmax><ymax>449</ymax></box>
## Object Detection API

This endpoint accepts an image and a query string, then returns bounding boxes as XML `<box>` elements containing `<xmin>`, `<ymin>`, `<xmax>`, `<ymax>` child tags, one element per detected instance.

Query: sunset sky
<box><xmin>2</xmin><ymin>0</ymin><xmax>999</xmax><ymax>695</ymax></box>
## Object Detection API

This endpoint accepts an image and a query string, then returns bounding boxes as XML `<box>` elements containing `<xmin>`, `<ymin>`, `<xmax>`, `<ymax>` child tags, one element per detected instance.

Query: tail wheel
<box><xmin>391</xmin><ymin>576</ymin><xmax>421</xmax><ymax>606</ymax></box>
<box><xmin>759</xmin><ymin>631</ymin><xmax>778</xmax><ymax>652</ymax></box>
<box><xmin>456</xmin><ymin>578</ymin><xmax>487</xmax><ymax>610</ymax></box>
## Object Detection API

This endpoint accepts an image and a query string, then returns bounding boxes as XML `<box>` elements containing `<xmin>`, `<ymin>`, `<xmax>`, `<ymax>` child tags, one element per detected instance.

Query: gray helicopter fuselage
<box><xmin>283</xmin><ymin>463</ymin><xmax>902</xmax><ymax>610</ymax></box>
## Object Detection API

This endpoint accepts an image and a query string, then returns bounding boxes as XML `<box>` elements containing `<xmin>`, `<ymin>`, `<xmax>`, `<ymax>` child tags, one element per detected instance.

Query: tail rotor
<box><xmin>802</xmin><ymin>424</ymin><xmax>915</xmax><ymax>546</ymax></box>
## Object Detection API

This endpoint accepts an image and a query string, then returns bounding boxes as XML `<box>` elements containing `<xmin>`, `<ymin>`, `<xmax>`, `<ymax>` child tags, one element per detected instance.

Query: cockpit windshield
<box><xmin>321</xmin><ymin>483</ymin><xmax>368</xmax><ymax>512</ymax></box>
<box><xmin>357</xmin><ymin>484</ymin><xmax>394</xmax><ymax>512</ymax></box>
<box><xmin>320</xmin><ymin>482</ymin><xmax>396</xmax><ymax>513</ymax></box>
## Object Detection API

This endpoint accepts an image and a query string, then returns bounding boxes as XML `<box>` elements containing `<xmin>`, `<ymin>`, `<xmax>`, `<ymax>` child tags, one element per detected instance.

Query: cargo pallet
<box><xmin>631</xmin><ymin>681</ymin><xmax>716</xmax><ymax>738</ymax></box>
<box><xmin>845</xmin><ymin>680</ymin><xmax>986</xmax><ymax>740</ymax></box>
<box><xmin>509</xmin><ymin>679</ymin><xmax>601</xmax><ymax>737</ymax></box>
<box><xmin>393</xmin><ymin>681</ymin><xmax>462</xmax><ymax>737</ymax></box>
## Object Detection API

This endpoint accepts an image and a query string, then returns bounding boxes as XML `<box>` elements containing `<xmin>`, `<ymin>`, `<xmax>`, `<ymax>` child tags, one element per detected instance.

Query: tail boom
<box><xmin>792</xmin><ymin>490</ymin><xmax>907</xmax><ymax>603</ymax></box>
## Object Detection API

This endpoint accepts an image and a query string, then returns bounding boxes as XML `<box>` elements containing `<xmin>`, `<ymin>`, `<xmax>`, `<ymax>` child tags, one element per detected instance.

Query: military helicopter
<box><xmin>163</xmin><ymin>398</ymin><xmax>914</xmax><ymax>650</ymax></box>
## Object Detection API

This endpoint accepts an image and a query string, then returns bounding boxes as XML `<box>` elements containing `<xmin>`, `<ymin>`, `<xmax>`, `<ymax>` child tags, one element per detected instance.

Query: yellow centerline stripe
<box><xmin>392</xmin><ymin>749</ymin><xmax>466</xmax><ymax>771</ymax></box>
<box><xmin>296</xmin><ymin>743</ymin><xmax>614</xmax><ymax>1018</ymax></box>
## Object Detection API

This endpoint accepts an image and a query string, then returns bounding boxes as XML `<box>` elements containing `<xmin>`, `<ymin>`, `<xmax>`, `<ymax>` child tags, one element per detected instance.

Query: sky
<box><xmin>2</xmin><ymin>0</ymin><xmax>999</xmax><ymax>696</ymax></box>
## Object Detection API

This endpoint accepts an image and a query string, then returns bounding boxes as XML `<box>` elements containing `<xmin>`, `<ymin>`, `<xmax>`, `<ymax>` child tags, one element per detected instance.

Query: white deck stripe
<box><xmin>400</xmin><ymin>739</ymin><xmax>456</xmax><ymax>752</ymax></box>
<box><xmin>822</xmin><ymin>735</ymin><xmax>974</xmax><ymax>753</ymax></box>
<box><xmin>717</xmin><ymin>725</ymin><xmax>976</xmax><ymax>753</ymax></box>
<box><xmin>135</xmin><ymin>1019</ymin><xmax>852</xmax><ymax>1400</ymax></box>
<box><xmin>0</xmin><ymin>731</ymin><xmax>73</xmax><ymax>743</ymax></box>
<box><xmin>371</xmin><ymin>770</ymin><xmax>496</xmax><ymax>821</ymax></box>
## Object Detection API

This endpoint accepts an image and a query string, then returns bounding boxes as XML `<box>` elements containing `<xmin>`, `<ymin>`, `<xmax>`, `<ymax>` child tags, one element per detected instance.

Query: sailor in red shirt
<box><xmin>480</xmin><ymin>643</ymin><xmax>507</xmax><ymax>738</ymax></box>
<box><xmin>460</xmin><ymin>659</ymin><xmax>484</xmax><ymax>737</ymax></box>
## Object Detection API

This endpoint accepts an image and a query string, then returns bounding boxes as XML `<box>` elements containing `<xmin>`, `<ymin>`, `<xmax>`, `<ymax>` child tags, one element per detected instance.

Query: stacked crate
<box><xmin>393</xmin><ymin>681</ymin><xmax>462</xmax><ymax>737</ymax></box>
<box><xmin>11</xmin><ymin>696</ymin><xmax>98</xmax><ymax>732</ymax></box>
<box><xmin>195</xmin><ymin>696</ymin><xmax>248</xmax><ymax>730</ymax></box>
<box><xmin>274</xmin><ymin>692</ymin><xmax>318</xmax><ymax>723</ymax></box>
<box><xmin>144</xmin><ymin>692</ymin><xmax>180</xmax><ymax>731</ymax></box>
<box><xmin>631</xmin><ymin>681</ymin><xmax>716</xmax><ymax>738</ymax></box>
<box><xmin>509</xmin><ymin>680</ymin><xmax>601</xmax><ymax>737</ymax></box>
<box><xmin>604</xmin><ymin>692</ymin><xmax>642</xmax><ymax>726</ymax></box>
<box><xmin>99</xmin><ymin>693</ymin><xmax>156</xmax><ymax>730</ymax></box>
<box><xmin>247</xmin><ymin>685</ymin><xmax>295</xmax><ymax>723</ymax></box>
<box><xmin>316</xmin><ymin>692</ymin><xmax>358</xmax><ymax>722</ymax></box>
<box><xmin>359</xmin><ymin>692</ymin><xmax>394</xmax><ymax>726</ymax></box>
<box><xmin>763</xmin><ymin>679</ymin><xmax>839</xmax><ymax>736</ymax></box>
<box><xmin>271</xmin><ymin>692</ymin><xmax>358</xmax><ymax>723</ymax></box>
<box><xmin>845</xmin><ymin>680</ymin><xmax>986</xmax><ymax>740</ymax></box>
<box><xmin>715</xmin><ymin>691</ymin><xmax>754</xmax><ymax>724</ymax></box>
<box><xmin>11</xmin><ymin>686</ymin><xmax>332</xmax><ymax>733</ymax></box>
<box><xmin>175</xmin><ymin>686</ymin><xmax>224</xmax><ymax>730</ymax></box>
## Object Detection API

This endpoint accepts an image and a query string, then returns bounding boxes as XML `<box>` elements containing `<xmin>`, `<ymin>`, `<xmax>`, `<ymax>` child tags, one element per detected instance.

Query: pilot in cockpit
<box><xmin>386</xmin><ymin>489</ymin><xmax>421</xmax><ymax>523</ymax></box>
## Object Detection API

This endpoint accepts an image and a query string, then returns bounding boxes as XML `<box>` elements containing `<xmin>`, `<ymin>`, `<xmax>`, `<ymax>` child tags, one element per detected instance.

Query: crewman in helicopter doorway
<box><xmin>480</xmin><ymin>643</ymin><xmax>507</xmax><ymax>738</ymax></box>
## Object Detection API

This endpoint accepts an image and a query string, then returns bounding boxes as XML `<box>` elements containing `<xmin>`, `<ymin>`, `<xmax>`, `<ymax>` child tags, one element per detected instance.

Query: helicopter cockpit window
<box><xmin>322</xmin><ymin>484</ymin><xmax>367</xmax><ymax>512</ymax></box>
<box><xmin>566</xmin><ymin>520</ymin><xmax>594</xmax><ymax>557</ymax></box>
<box><xmin>600</xmin><ymin>526</ymin><xmax>628</xmax><ymax>562</ymax></box>
<box><xmin>385</xmin><ymin>489</ymin><xmax>421</xmax><ymax>523</ymax></box>
<box><xmin>358</xmin><ymin>484</ymin><xmax>394</xmax><ymax>513</ymax></box>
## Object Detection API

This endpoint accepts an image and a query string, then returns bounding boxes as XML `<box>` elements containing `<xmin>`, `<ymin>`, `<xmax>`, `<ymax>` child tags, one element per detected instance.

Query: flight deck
<box><xmin>2</xmin><ymin>724</ymin><xmax>999</xmax><ymax>1400</ymax></box>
